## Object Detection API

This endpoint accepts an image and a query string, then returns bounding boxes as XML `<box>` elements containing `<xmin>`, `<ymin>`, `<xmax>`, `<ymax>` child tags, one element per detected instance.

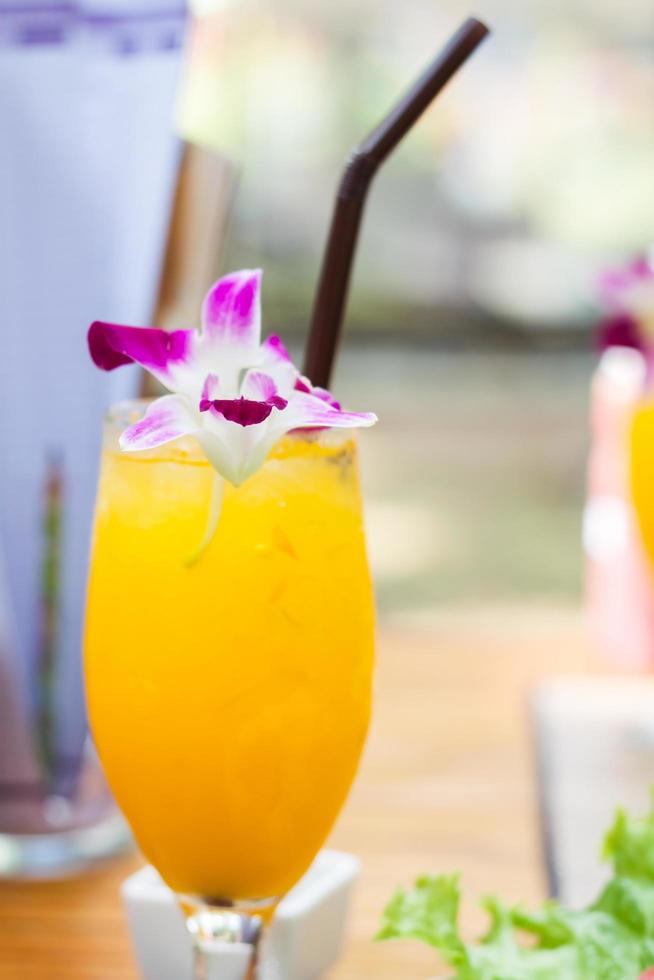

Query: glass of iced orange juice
<box><xmin>84</xmin><ymin>271</ymin><xmax>376</xmax><ymax>977</ymax></box>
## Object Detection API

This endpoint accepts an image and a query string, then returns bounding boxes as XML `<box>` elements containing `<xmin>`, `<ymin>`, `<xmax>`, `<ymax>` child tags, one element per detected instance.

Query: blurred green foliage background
<box><xmin>175</xmin><ymin>0</ymin><xmax>650</xmax><ymax>613</ymax></box>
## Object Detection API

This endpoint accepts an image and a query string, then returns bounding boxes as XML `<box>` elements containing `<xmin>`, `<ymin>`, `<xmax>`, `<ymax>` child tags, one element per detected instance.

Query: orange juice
<box><xmin>85</xmin><ymin>404</ymin><xmax>375</xmax><ymax>900</ymax></box>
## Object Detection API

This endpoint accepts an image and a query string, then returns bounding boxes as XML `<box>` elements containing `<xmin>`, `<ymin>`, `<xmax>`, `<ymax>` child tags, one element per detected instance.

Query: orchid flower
<box><xmin>597</xmin><ymin>254</ymin><xmax>654</xmax><ymax>356</ymax></box>
<box><xmin>88</xmin><ymin>269</ymin><xmax>377</xmax><ymax>486</ymax></box>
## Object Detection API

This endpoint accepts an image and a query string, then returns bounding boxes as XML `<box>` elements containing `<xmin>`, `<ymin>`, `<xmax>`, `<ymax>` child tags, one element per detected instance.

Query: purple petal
<box><xmin>242</xmin><ymin>370</ymin><xmax>289</xmax><ymax>411</ymax></box>
<box><xmin>205</xmin><ymin>397</ymin><xmax>275</xmax><ymax>427</ymax></box>
<box><xmin>88</xmin><ymin>321</ymin><xmax>194</xmax><ymax>387</ymax></box>
<box><xmin>202</xmin><ymin>270</ymin><xmax>262</xmax><ymax>349</ymax></box>
<box><xmin>294</xmin><ymin>376</ymin><xmax>341</xmax><ymax>409</ymax></box>
<box><xmin>312</xmin><ymin>386</ymin><xmax>341</xmax><ymax>410</ymax></box>
<box><xmin>262</xmin><ymin>334</ymin><xmax>292</xmax><ymax>363</ymax></box>
<box><xmin>287</xmin><ymin>392</ymin><xmax>377</xmax><ymax>430</ymax></box>
<box><xmin>294</xmin><ymin>377</ymin><xmax>311</xmax><ymax>394</ymax></box>
<box><xmin>242</xmin><ymin>370</ymin><xmax>278</xmax><ymax>402</ymax></box>
<box><xmin>119</xmin><ymin>396</ymin><xmax>197</xmax><ymax>451</ymax></box>
<box><xmin>598</xmin><ymin>256</ymin><xmax>654</xmax><ymax>306</ymax></box>
<box><xmin>199</xmin><ymin>373</ymin><xmax>220</xmax><ymax>410</ymax></box>
<box><xmin>596</xmin><ymin>313</ymin><xmax>644</xmax><ymax>353</ymax></box>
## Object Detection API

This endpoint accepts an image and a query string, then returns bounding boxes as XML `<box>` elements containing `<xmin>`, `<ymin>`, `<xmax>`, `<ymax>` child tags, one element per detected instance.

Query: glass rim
<box><xmin>102</xmin><ymin>398</ymin><xmax>359</xmax><ymax>461</ymax></box>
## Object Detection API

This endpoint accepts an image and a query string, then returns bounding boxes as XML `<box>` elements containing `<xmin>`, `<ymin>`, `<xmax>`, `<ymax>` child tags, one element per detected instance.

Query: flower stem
<box><xmin>185</xmin><ymin>473</ymin><xmax>224</xmax><ymax>569</ymax></box>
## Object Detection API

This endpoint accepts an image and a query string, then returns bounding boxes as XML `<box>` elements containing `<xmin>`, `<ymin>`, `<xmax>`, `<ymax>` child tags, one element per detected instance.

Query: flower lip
<box><xmin>201</xmin><ymin>396</ymin><xmax>287</xmax><ymax>427</ymax></box>
<box><xmin>596</xmin><ymin>313</ymin><xmax>643</xmax><ymax>354</ymax></box>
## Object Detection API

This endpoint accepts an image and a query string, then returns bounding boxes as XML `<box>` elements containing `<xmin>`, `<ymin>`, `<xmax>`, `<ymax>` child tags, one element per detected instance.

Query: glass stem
<box><xmin>179</xmin><ymin>895</ymin><xmax>276</xmax><ymax>980</ymax></box>
<box><xmin>193</xmin><ymin>946</ymin><xmax>209</xmax><ymax>980</ymax></box>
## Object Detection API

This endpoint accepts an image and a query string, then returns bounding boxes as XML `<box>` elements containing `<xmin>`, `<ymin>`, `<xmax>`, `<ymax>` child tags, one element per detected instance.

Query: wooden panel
<box><xmin>154</xmin><ymin>142</ymin><xmax>235</xmax><ymax>331</ymax></box>
<box><xmin>140</xmin><ymin>142</ymin><xmax>235</xmax><ymax>396</ymax></box>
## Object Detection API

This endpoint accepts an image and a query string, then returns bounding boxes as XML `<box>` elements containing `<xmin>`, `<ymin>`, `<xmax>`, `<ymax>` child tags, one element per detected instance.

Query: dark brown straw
<box><xmin>303</xmin><ymin>16</ymin><xmax>490</xmax><ymax>388</ymax></box>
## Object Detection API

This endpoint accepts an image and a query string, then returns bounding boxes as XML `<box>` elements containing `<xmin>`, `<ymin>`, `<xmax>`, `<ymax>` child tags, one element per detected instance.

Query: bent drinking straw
<box><xmin>303</xmin><ymin>17</ymin><xmax>490</xmax><ymax>389</ymax></box>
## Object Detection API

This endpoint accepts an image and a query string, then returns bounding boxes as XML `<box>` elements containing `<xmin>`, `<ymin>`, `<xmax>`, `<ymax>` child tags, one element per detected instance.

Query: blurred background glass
<box><xmin>0</xmin><ymin>0</ymin><xmax>185</xmax><ymax>869</ymax></box>
<box><xmin>174</xmin><ymin>0</ymin><xmax>654</xmax><ymax>615</ymax></box>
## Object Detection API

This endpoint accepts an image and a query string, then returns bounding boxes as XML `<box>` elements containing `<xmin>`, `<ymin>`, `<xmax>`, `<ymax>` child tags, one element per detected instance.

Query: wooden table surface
<box><xmin>0</xmin><ymin>606</ymin><xmax>599</xmax><ymax>980</ymax></box>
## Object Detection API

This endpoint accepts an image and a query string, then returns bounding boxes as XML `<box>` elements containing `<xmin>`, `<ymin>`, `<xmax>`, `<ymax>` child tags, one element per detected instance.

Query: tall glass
<box><xmin>84</xmin><ymin>401</ymin><xmax>375</xmax><ymax>977</ymax></box>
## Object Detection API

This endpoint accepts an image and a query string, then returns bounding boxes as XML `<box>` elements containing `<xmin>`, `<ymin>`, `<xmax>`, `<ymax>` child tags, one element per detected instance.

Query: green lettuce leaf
<box><xmin>377</xmin><ymin>794</ymin><xmax>654</xmax><ymax>979</ymax></box>
<box><xmin>603</xmin><ymin>798</ymin><xmax>654</xmax><ymax>883</ymax></box>
<box><xmin>376</xmin><ymin>874</ymin><xmax>466</xmax><ymax>964</ymax></box>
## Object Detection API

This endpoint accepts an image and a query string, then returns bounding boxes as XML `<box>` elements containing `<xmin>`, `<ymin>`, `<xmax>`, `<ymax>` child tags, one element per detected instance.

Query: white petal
<box><xmin>119</xmin><ymin>395</ymin><xmax>199</xmax><ymax>451</ymax></box>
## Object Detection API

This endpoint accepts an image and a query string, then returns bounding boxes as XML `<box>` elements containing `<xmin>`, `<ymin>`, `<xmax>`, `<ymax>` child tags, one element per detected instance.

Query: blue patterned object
<box><xmin>0</xmin><ymin>0</ymin><xmax>186</xmax><ymax>823</ymax></box>
<box><xmin>0</xmin><ymin>2</ymin><xmax>186</xmax><ymax>52</ymax></box>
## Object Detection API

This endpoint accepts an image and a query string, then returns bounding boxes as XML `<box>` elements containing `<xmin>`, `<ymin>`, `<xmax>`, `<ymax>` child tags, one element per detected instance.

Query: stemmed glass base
<box><xmin>179</xmin><ymin>894</ymin><xmax>279</xmax><ymax>980</ymax></box>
